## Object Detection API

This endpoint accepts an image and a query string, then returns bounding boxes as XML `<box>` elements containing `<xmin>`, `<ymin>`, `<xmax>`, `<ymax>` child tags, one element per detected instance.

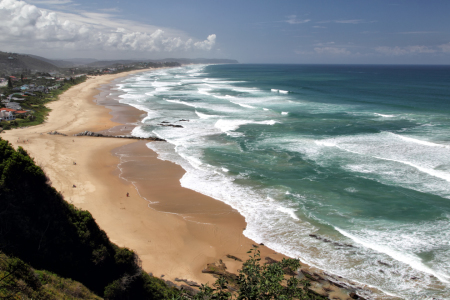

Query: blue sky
<box><xmin>1</xmin><ymin>0</ymin><xmax>449</xmax><ymax>64</ymax></box>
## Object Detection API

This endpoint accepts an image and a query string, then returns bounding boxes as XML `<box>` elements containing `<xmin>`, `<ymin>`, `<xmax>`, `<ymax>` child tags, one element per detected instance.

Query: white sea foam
<box><xmin>214</xmin><ymin>119</ymin><xmax>278</xmax><ymax>133</ymax></box>
<box><xmin>277</xmin><ymin>207</ymin><xmax>300</xmax><ymax>220</ymax></box>
<box><xmin>197</xmin><ymin>88</ymin><xmax>212</xmax><ymax>95</ymax></box>
<box><xmin>131</xmin><ymin>126</ymin><xmax>154</xmax><ymax>138</ymax></box>
<box><xmin>374</xmin><ymin>113</ymin><xmax>396</xmax><ymax>118</ymax></box>
<box><xmin>263</xmin><ymin>108</ymin><xmax>269</xmax><ymax>111</ymax></box>
<box><xmin>335</xmin><ymin>227</ymin><xmax>449</xmax><ymax>283</ymax></box>
<box><xmin>212</xmin><ymin>94</ymin><xmax>235</xmax><ymax>100</ymax></box>
<box><xmin>312</xmin><ymin>132</ymin><xmax>450</xmax><ymax>194</ymax></box>
<box><xmin>271</xmin><ymin>89</ymin><xmax>279</xmax><ymax>92</ymax></box>
<box><xmin>195</xmin><ymin>111</ymin><xmax>220</xmax><ymax>119</ymax></box>
<box><xmin>120</xmin><ymin>64</ymin><xmax>450</xmax><ymax>299</ymax></box>
<box><xmin>229</xmin><ymin>101</ymin><xmax>256</xmax><ymax>109</ymax></box>
<box><xmin>281</xmin><ymin>112</ymin><xmax>288</xmax><ymax>115</ymax></box>
<box><xmin>279</xmin><ymin>90</ymin><xmax>289</xmax><ymax>94</ymax></box>
<box><xmin>391</xmin><ymin>132</ymin><xmax>449</xmax><ymax>148</ymax></box>
<box><xmin>166</xmin><ymin>99</ymin><xmax>199</xmax><ymax>108</ymax></box>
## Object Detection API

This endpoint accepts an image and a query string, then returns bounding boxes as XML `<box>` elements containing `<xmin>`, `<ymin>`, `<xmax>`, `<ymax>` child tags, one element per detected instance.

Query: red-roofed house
<box><xmin>14</xmin><ymin>110</ymin><xmax>29</xmax><ymax>117</ymax></box>
<box><xmin>0</xmin><ymin>108</ymin><xmax>16</xmax><ymax>112</ymax></box>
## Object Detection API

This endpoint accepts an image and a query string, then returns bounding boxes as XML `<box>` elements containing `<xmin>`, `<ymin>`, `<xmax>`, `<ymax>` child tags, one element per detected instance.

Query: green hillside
<box><xmin>0</xmin><ymin>138</ymin><xmax>179</xmax><ymax>299</ymax></box>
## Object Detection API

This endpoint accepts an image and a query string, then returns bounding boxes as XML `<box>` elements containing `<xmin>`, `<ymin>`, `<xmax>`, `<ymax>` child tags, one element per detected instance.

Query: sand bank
<box><xmin>0</xmin><ymin>69</ymin><xmax>367</xmax><ymax>299</ymax></box>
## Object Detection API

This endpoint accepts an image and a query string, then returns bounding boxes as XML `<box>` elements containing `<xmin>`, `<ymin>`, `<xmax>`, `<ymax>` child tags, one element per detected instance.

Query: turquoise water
<box><xmin>116</xmin><ymin>64</ymin><xmax>450</xmax><ymax>299</ymax></box>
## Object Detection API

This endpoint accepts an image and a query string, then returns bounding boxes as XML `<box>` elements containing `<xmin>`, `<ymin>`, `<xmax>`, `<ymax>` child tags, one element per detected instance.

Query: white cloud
<box><xmin>0</xmin><ymin>0</ymin><xmax>216</xmax><ymax>53</ymax></box>
<box><xmin>397</xmin><ymin>31</ymin><xmax>437</xmax><ymax>34</ymax></box>
<box><xmin>314</xmin><ymin>42</ymin><xmax>335</xmax><ymax>46</ymax></box>
<box><xmin>317</xmin><ymin>19</ymin><xmax>372</xmax><ymax>24</ymax></box>
<box><xmin>98</xmin><ymin>7</ymin><xmax>121</xmax><ymax>13</ymax></box>
<box><xmin>375</xmin><ymin>46</ymin><xmax>436</xmax><ymax>55</ymax></box>
<box><xmin>286</xmin><ymin>15</ymin><xmax>310</xmax><ymax>25</ymax></box>
<box><xmin>194</xmin><ymin>34</ymin><xmax>216</xmax><ymax>51</ymax></box>
<box><xmin>439</xmin><ymin>43</ymin><xmax>450</xmax><ymax>53</ymax></box>
<box><xmin>314</xmin><ymin>47</ymin><xmax>350</xmax><ymax>55</ymax></box>
<box><xmin>335</xmin><ymin>19</ymin><xmax>364</xmax><ymax>24</ymax></box>
<box><xmin>27</xmin><ymin>0</ymin><xmax>71</xmax><ymax>4</ymax></box>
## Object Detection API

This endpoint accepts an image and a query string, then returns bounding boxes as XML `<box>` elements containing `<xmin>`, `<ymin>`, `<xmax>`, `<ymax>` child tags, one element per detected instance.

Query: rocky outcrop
<box><xmin>158</xmin><ymin>123</ymin><xmax>183</xmax><ymax>128</ymax></box>
<box><xmin>47</xmin><ymin>130</ymin><xmax>68</xmax><ymax>136</ymax></box>
<box><xmin>73</xmin><ymin>130</ymin><xmax>165</xmax><ymax>141</ymax></box>
<box><xmin>174</xmin><ymin>278</ymin><xmax>201</xmax><ymax>287</ymax></box>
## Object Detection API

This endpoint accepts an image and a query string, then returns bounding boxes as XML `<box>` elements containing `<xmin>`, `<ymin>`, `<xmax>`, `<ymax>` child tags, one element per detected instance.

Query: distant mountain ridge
<box><xmin>0</xmin><ymin>51</ymin><xmax>60</xmax><ymax>76</ymax></box>
<box><xmin>84</xmin><ymin>58</ymin><xmax>238</xmax><ymax>68</ymax></box>
<box><xmin>0</xmin><ymin>51</ymin><xmax>238</xmax><ymax>75</ymax></box>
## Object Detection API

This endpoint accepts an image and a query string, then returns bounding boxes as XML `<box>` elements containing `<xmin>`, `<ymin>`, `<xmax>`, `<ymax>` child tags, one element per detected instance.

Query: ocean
<box><xmin>114</xmin><ymin>64</ymin><xmax>450</xmax><ymax>299</ymax></box>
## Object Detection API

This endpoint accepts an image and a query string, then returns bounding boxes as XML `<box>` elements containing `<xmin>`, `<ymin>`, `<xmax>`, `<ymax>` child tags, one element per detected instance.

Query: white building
<box><xmin>0</xmin><ymin>110</ymin><xmax>15</xmax><ymax>121</ymax></box>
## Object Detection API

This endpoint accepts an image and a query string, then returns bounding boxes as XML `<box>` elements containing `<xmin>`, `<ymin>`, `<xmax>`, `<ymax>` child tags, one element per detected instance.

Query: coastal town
<box><xmin>0</xmin><ymin>72</ymin><xmax>88</xmax><ymax>130</ymax></box>
<box><xmin>0</xmin><ymin>53</ymin><xmax>184</xmax><ymax>131</ymax></box>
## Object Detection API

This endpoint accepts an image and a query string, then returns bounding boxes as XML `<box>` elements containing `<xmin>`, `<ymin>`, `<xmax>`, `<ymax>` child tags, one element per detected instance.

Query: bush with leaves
<box><xmin>188</xmin><ymin>248</ymin><xmax>326</xmax><ymax>300</ymax></box>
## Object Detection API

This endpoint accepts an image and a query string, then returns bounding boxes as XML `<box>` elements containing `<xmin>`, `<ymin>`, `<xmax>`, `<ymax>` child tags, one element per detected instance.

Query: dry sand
<box><xmin>0</xmin><ymin>69</ymin><xmax>364</xmax><ymax>299</ymax></box>
<box><xmin>0</xmin><ymin>70</ymin><xmax>286</xmax><ymax>283</ymax></box>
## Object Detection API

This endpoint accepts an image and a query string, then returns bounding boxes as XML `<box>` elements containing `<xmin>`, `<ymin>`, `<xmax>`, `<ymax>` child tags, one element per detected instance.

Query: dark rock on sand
<box><xmin>226</xmin><ymin>254</ymin><xmax>242</xmax><ymax>262</ymax></box>
<box><xmin>180</xmin><ymin>285</ymin><xmax>198</xmax><ymax>296</ymax></box>
<box><xmin>175</xmin><ymin>278</ymin><xmax>201</xmax><ymax>287</ymax></box>
<box><xmin>47</xmin><ymin>130</ymin><xmax>68</xmax><ymax>136</ymax></box>
<box><xmin>349</xmin><ymin>291</ymin><xmax>366</xmax><ymax>299</ymax></box>
<box><xmin>164</xmin><ymin>280</ymin><xmax>180</xmax><ymax>289</ymax></box>
<box><xmin>158</xmin><ymin>123</ymin><xmax>184</xmax><ymax>128</ymax></box>
<box><xmin>377</xmin><ymin>260</ymin><xmax>392</xmax><ymax>267</ymax></box>
<box><xmin>264</xmin><ymin>257</ymin><xmax>279</xmax><ymax>265</ymax></box>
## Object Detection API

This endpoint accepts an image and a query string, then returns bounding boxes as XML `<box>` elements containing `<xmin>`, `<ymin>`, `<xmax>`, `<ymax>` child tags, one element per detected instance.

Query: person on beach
<box><xmin>126</xmin><ymin>192</ymin><xmax>129</xmax><ymax>197</ymax></box>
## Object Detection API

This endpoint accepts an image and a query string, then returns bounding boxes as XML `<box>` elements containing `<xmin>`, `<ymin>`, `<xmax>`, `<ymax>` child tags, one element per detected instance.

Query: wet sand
<box><xmin>0</xmin><ymin>69</ymin><xmax>375</xmax><ymax>299</ymax></box>
<box><xmin>0</xmin><ymin>70</ymin><xmax>286</xmax><ymax>283</ymax></box>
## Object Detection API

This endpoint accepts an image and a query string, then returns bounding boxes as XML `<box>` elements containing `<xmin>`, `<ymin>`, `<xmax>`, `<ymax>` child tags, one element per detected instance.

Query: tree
<box><xmin>7</xmin><ymin>77</ymin><xmax>13</xmax><ymax>88</ymax></box>
<box><xmin>188</xmin><ymin>248</ymin><xmax>326</xmax><ymax>300</ymax></box>
<box><xmin>20</xmin><ymin>74</ymin><xmax>24</xmax><ymax>82</ymax></box>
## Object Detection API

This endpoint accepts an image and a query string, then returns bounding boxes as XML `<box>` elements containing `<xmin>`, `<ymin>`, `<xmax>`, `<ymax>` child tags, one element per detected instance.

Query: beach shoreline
<box><xmin>0</xmin><ymin>67</ymin><xmax>379</xmax><ymax>299</ymax></box>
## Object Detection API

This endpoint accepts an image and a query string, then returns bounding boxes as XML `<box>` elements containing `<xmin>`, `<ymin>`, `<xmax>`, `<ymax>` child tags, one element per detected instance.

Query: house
<box><xmin>0</xmin><ymin>108</ymin><xmax>16</xmax><ymax>121</ymax></box>
<box><xmin>5</xmin><ymin>102</ymin><xmax>21</xmax><ymax>110</ymax></box>
<box><xmin>14</xmin><ymin>110</ymin><xmax>29</xmax><ymax>117</ymax></box>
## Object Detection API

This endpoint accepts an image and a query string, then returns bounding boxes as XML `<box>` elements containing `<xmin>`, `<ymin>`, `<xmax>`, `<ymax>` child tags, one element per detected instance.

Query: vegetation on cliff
<box><xmin>0</xmin><ymin>138</ymin><xmax>324</xmax><ymax>299</ymax></box>
<box><xmin>0</xmin><ymin>138</ymin><xmax>179</xmax><ymax>299</ymax></box>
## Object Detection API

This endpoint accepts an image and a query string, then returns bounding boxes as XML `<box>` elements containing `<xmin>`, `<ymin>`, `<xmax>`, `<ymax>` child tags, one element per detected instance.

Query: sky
<box><xmin>0</xmin><ymin>0</ymin><xmax>450</xmax><ymax>64</ymax></box>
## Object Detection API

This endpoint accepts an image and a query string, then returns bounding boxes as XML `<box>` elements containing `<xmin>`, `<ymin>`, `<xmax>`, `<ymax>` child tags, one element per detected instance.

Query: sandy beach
<box><xmin>0</xmin><ymin>69</ymin><xmax>362</xmax><ymax>299</ymax></box>
<box><xmin>0</xmin><ymin>69</ymin><xmax>287</xmax><ymax>282</ymax></box>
